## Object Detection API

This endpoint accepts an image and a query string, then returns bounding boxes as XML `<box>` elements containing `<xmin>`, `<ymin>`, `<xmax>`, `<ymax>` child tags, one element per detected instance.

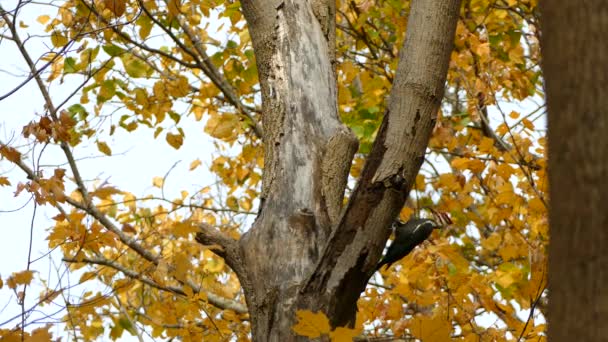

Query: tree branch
<box><xmin>63</xmin><ymin>256</ymin><xmax>247</xmax><ymax>314</ymax></box>
<box><xmin>171</xmin><ymin>11</ymin><xmax>264</xmax><ymax>139</ymax></box>
<box><xmin>301</xmin><ymin>0</ymin><xmax>462</xmax><ymax>327</ymax></box>
<box><xmin>195</xmin><ymin>223</ymin><xmax>245</xmax><ymax>278</ymax></box>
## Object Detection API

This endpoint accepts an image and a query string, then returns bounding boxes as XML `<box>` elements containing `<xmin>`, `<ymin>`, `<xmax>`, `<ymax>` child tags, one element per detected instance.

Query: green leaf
<box><xmin>137</xmin><ymin>15</ymin><xmax>153</xmax><ymax>39</ymax></box>
<box><xmin>102</xmin><ymin>44</ymin><xmax>125</xmax><ymax>57</ymax></box>
<box><xmin>64</xmin><ymin>57</ymin><xmax>78</xmax><ymax>73</ymax></box>
<box><xmin>120</xmin><ymin>54</ymin><xmax>152</xmax><ymax>78</ymax></box>
<box><xmin>97</xmin><ymin>80</ymin><xmax>116</xmax><ymax>102</ymax></box>
<box><xmin>68</xmin><ymin>104</ymin><xmax>88</xmax><ymax>120</ymax></box>
<box><xmin>168</xmin><ymin>111</ymin><xmax>181</xmax><ymax>124</ymax></box>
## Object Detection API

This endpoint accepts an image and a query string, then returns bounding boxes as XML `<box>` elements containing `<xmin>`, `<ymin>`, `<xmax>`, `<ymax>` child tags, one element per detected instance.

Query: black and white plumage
<box><xmin>375</xmin><ymin>218</ymin><xmax>440</xmax><ymax>272</ymax></box>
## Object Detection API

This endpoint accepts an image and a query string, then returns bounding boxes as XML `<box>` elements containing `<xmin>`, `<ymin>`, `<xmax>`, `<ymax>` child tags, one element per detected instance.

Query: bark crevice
<box><xmin>228</xmin><ymin>0</ymin><xmax>461</xmax><ymax>339</ymax></box>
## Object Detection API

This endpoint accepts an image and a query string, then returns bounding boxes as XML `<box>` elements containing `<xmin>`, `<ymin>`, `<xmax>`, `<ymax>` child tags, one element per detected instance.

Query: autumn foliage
<box><xmin>0</xmin><ymin>0</ymin><xmax>545</xmax><ymax>340</ymax></box>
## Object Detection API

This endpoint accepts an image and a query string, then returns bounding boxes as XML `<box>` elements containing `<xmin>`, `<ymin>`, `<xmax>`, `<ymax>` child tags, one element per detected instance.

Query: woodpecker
<box><xmin>375</xmin><ymin>218</ymin><xmax>441</xmax><ymax>272</ymax></box>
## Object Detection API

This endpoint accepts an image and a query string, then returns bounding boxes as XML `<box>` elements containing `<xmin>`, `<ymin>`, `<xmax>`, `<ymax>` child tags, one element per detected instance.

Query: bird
<box><xmin>375</xmin><ymin>218</ymin><xmax>441</xmax><ymax>272</ymax></box>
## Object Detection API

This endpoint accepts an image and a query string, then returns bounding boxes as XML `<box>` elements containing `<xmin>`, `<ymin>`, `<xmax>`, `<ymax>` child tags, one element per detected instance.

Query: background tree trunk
<box><xmin>541</xmin><ymin>2</ymin><xmax>608</xmax><ymax>340</ymax></box>
<box><xmin>199</xmin><ymin>0</ymin><xmax>461</xmax><ymax>340</ymax></box>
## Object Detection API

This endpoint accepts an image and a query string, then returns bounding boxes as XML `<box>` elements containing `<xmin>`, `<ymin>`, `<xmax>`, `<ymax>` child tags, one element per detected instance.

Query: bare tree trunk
<box><xmin>541</xmin><ymin>2</ymin><xmax>608</xmax><ymax>340</ymax></box>
<box><xmin>198</xmin><ymin>0</ymin><xmax>461</xmax><ymax>340</ymax></box>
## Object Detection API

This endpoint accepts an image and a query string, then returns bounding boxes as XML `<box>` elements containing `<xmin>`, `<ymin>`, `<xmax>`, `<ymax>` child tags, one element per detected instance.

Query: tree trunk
<box><xmin>198</xmin><ymin>0</ymin><xmax>461</xmax><ymax>340</ymax></box>
<box><xmin>541</xmin><ymin>2</ymin><xmax>608</xmax><ymax>340</ymax></box>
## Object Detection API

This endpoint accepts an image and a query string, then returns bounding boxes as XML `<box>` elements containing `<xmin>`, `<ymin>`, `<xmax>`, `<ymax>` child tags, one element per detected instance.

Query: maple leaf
<box><xmin>292</xmin><ymin>310</ymin><xmax>331</xmax><ymax>338</ymax></box>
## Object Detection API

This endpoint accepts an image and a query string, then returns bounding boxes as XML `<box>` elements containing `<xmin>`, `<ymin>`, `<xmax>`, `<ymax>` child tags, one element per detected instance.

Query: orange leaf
<box><xmin>0</xmin><ymin>145</ymin><xmax>21</xmax><ymax>162</ymax></box>
<box><xmin>104</xmin><ymin>0</ymin><xmax>126</xmax><ymax>16</ymax></box>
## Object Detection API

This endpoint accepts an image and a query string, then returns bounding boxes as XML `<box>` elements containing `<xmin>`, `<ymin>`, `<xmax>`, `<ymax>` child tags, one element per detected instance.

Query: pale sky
<box><xmin>0</xmin><ymin>1</ymin><xmax>221</xmax><ymax>338</ymax></box>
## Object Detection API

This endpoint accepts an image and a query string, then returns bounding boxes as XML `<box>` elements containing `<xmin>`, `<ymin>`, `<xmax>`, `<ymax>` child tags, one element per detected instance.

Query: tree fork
<box><xmin>197</xmin><ymin>0</ymin><xmax>461</xmax><ymax>339</ymax></box>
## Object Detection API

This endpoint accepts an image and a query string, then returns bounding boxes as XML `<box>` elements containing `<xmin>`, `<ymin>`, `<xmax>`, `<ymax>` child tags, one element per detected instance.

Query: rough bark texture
<box><xmin>199</xmin><ymin>0</ymin><xmax>461</xmax><ymax>340</ymax></box>
<box><xmin>541</xmin><ymin>2</ymin><xmax>608</xmax><ymax>341</ymax></box>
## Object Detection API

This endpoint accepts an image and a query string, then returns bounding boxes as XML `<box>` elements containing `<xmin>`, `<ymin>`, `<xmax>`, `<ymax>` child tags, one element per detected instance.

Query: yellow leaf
<box><xmin>499</xmin><ymin>243</ymin><xmax>521</xmax><ymax>261</ymax></box>
<box><xmin>509</xmin><ymin>111</ymin><xmax>520</xmax><ymax>119</ymax></box>
<box><xmin>90</xmin><ymin>186</ymin><xmax>121</xmax><ymax>199</ymax></box>
<box><xmin>529</xmin><ymin>198</ymin><xmax>546</xmax><ymax>212</ymax></box>
<box><xmin>203</xmin><ymin>258</ymin><xmax>225</xmax><ymax>273</ymax></box>
<box><xmin>167</xmin><ymin>0</ymin><xmax>181</xmax><ymax>17</ymax></box>
<box><xmin>239</xmin><ymin>197</ymin><xmax>252</xmax><ymax>211</ymax></box>
<box><xmin>226</xmin><ymin>196</ymin><xmax>239</xmax><ymax>211</ymax></box>
<box><xmin>204</xmin><ymin>113</ymin><xmax>238</xmax><ymax>140</ymax></box>
<box><xmin>166</xmin><ymin>132</ymin><xmax>183</xmax><ymax>149</ymax></box>
<box><xmin>152</xmin><ymin>176</ymin><xmax>164</xmax><ymax>188</ymax></box>
<box><xmin>189</xmin><ymin>159</ymin><xmax>202</xmax><ymax>171</ymax></box>
<box><xmin>39</xmin><ymin>289</ymin><xmax>62</xmax><ymax>304</ymax></box>
<box><xmin>496</xmin><ymin>123</ymin><xmax>509</xmax><ymax>135</ymax></box>
<box><xmin>236</xmin><ymin>167</ymin><xmax>249</xmax><ymax>181</ymax></box>
<box><xmin>496</xmin><ymin>163</ymin><xmax>514</xmax><ymax>180</ymax></box>
<box><xmin>399</xmin><ymin>207</ymin><xmax>414</xmax><ymax>221</ymax></box>
<box><xmin>171</xmin><ymin>221</ymin><xmax>198</xmax><ymax>238</ymax></box>
<box><xmin>37</xmin><ymin>15</ymin><xmax>50</xmax><ymax>24</ymax></box>
<box><xmin>329</xmin><ymin>327</ymin><xmax>359</xmax><ymax>342</ymax></box>
<box><xmin>410</xmin><ymin>311</ymin><xmax>451</xmax><ymax>341</ymax></box>
<box><xmin>50</xmin><ymin>31</ymin><xmax>68</xmax><ymax>47</ymax></box>
<box><xmin>172</xmin><ymin>253</ymin><xmax>191</xmax><ymax>282</ymax></box>
<box><xmin>451</xmin><ymin>157</ymin><xmax>469</xmax><ymax>170</ymax></box>
<box><xmin>192</xmin><ymin>105</ymin><xmax>205</xmax><ymax>121</ymax></box>
<box><xmin>7</xmin><ymin>270</ymin><xmax>35</xmax><ymax>289</ymax></box>
<box><xmin>474</xmin><ymin>42</ymin><xmax>490</xmax><ymax>58</ymax></box>
<box><xmin>28</xmin><ymin>325</ymin><xmax>53</xmax><ymax>342</ymax></box>
<box><xmin>292</xmin><ymin>310</ymin><xmax>331</xmax><ymax>338</ymax></box>
<box><xmin>495</xmin><ymin>270</ymin><xmax>515</xmax><ymax>289</ymax></box>
<box><xmin>467</xmin><ymin>159</ymin><xmax>485</xmax><ymax>173</ymax></box>
<box><xmin>97</xmin><ymin>141</ymin><xmax>112</xmax><ymax>156</ymax></box>
<box><xmin>415</xmin><ymin>174</ymin><xmax>425</xmax><ymax>191</ymax></box>
<box><xmin>482</xmin><ymin>233</ymin><xmax>502</xmax><ymax>251</ymax></box>
<box><xmin>123</xmin><ymin>192</ymin><xmax>136</xmax><ymax>211</ymax></box>
<box><xmin>495</xmin><ymin>190</ymin><xmax>516</xmax><ymax>205</ymax></box>
<box><xmin>438</xmin><ymin>173</ymin><xmax>460</xmax><ymax>191</ymax></box>
<box><xmin>0</xmin><ymin>177</ymin><xmax>10</xmax><ymax>186</ymax></box>
<box><xmin>478</xmin><ymin>137</ymin><xmax>495</xmax><ymax>153</ymax></box>
<box><xmin>522</xmin><ymin>118</ymin><xmax>535</xmax><ymax>130</ymax></box>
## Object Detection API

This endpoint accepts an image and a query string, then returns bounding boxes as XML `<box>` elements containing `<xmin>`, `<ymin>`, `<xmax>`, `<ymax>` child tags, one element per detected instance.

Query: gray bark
<box><xmin>198</xmin><ymin>0</ymin><xmax>461</xmax><ymax>340</ymax></box>
<box><xmin>541</xmin><ymin>1</ymin><xmax>608</xmax><ymax>340</ymax></box>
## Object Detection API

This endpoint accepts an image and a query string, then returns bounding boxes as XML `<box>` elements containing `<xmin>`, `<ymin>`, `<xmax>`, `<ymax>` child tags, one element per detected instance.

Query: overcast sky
<box><xmin>0</xmin><ymin>1</ymin><xmax>222</xmax><ymax>337</ymax></box>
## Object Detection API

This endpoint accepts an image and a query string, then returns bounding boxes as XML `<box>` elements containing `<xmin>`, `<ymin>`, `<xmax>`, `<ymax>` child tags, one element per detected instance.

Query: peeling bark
<box><xmin>197</xmin><ymin>0</ymin><xmax>461</xmax><ymax>340</ymax></box>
